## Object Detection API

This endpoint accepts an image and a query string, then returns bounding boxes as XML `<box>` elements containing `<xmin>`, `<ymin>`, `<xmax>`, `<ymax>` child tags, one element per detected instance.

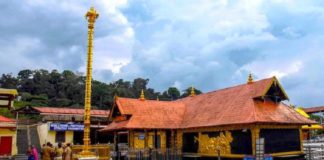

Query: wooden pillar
<box><xmin>299</xmin><ymin>128</ymin><xmax>303</xmax><ymax>152</ymax></box>
<box><xmin>114</xmin><ymin>131</ymin><xmax>118</xmax><ymax>151</ymax></box>
<box><xmin>128</xmin><ymin>130</ymin><xmax>132</xmax><ymax>148</ymax></box>
<box><xmin>251</xmin><ymin>127</ymin><xmax>260</xmax><ymax>156</ymax></box>
<box><xmin>171</xmin><ymin>130</ymin><xmax>175</xmax><ymax>150</ymax></box>
<box><xmin>161</xmin><ymin>131</ymin><xmax>166</xmax><ymax>150</ymax></box>
<box><xmin>176</xmin><ymin>130</ymin><xmax>183</xmax><ymax>151</ymax></box>
<box><xmin>154</xmin><ymin>129</ymin><xmax>158</xmax><ymax>149</ymax></box>
<box><xmin>144</xmin><ymin>129</ymin><xmax>148</xmax><ymax>148</ymax></box>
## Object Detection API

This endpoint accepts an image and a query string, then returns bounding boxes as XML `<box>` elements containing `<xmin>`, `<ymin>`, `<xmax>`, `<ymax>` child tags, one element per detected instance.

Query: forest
<box><xmin>0</xmin><ymin>69</ymin><xmax>202</xmax><ymax>110</ymax></box>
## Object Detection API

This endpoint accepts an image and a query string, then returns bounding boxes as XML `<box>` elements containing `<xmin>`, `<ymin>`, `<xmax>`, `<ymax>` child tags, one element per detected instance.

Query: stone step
<box><xmin>16</xmin><ymin>128</ymin><xmax>28</xmax><ymax>154</ymax></box>
<box><xmin>14</xmin><ymin>154</ymin><xmax>28</xmax><ymax>160</ymax></box>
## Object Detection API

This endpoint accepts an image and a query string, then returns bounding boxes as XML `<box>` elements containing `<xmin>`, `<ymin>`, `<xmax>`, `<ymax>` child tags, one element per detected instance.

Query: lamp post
<box><xmin>79</xmin><ymin>7</ymin><xmax>99</xmax><ymax>158</ymax></box>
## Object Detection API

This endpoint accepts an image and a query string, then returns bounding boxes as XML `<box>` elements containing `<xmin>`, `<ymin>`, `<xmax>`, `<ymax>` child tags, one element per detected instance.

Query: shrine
<box><xmin>101</xmin><ymin>75</ymin><xmax>315</xmax><ymax>159</ymax></box>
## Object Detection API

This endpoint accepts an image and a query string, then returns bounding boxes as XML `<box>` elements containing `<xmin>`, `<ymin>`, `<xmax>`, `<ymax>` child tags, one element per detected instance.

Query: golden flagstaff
<box><xmin>80</xmin><ymin>7</ymin><xmax>99</xmax><ymax>157</ymax></box>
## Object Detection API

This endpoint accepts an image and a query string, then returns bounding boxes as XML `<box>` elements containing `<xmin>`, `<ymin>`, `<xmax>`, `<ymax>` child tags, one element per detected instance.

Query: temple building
<box><xmin>101</xmin><ymin>76</ymin><xmax>315</xmax><ymax>159</ymax></box>
<box><xmin>0</xmin><ymin>88</ymin><xmax>18</xmax><ymax>158</ymax></box>
<box><xmin>0</xmin><ymin>115</ymin><xmax>17</xmax><ymax>157</ymax></box>
<box><xmin>13</xmin><ymin>106</ymin><xmax>109</xmax><ymax>150</ymax></box>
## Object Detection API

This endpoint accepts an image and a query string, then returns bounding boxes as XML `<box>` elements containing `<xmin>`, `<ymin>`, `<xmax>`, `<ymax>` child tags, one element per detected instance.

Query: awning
<box><xmin>295</xmin><ymin>107</ymin><xmax>323</xmax><ymax>130</ymax></box>
<box><xmin>0</xmin><ymin>88</ymin><xmax>18</xmax><ymax>109</ymax></box>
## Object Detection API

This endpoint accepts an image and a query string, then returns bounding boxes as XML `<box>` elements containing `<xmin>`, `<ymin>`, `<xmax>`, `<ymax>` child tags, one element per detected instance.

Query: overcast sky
<box><xmin>0</xmin><ymin>0</ymin><xmax>324</xmax><ymax>107</ymax></box>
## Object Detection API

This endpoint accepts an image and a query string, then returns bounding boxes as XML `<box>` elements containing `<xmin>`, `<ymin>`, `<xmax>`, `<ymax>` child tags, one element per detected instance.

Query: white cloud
<box><xmin>2</xmin><ymin>0</ymin><xmax>324</xmax><ymax>107</ymax></box>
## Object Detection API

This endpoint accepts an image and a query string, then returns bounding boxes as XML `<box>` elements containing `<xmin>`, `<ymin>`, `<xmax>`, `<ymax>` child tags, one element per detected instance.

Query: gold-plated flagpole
<box><xmin>80</xmin><ymin>7</ymin><xmax>99</xmax><ymax>157</ymax></box>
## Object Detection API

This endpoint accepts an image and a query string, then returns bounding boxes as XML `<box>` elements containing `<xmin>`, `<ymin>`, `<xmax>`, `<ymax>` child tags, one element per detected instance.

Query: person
<box><xmin>32</xmin><ymin>145</ymin><xmax>39</xmax><ymax>160</ymax></box>
<box><xmin>54</xmin><ymin>143</ymin><xmax>64</xmax><ymax>160</ymax></box>
<box><xmin>41</xmin><ymin>144</ymin><xmax>46</xmax><ymax>160</ymax></box>
<box><xmin>63</xmin><ymin>143</ymin><xmax>72</xmax><ymax>160</ymax></box>
<box><xmin>27</xmin><ymin>145</ymin><xmax>35</xmax><ymax>160</ymax></box>
<box><xmin>42</xmin><ymin>142</ymin><xmax>54</xmax><ymax>160</ymax></box>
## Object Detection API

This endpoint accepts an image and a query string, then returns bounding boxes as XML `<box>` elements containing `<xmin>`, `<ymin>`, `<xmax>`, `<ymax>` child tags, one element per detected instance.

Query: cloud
<box><xmin>114</xmin><ymin>0</ymin><xmax>324</xmax><ymax>106</ymax></box>
<box><xmin>1</xmin><ymin>0</ymin><xmax>324</xmax><ymax>107</ymax></box>
<box><xmin>0</xmin><ymin>0</ymin><xmax>133</xmax><ymax>77</ymax></box>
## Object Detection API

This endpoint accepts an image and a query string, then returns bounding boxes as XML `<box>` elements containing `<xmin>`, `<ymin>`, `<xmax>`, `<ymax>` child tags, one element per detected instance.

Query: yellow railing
<box><xmin>71</xmin><ymin>144</ymin><xmax>111</xmax><ymax>160</ymax></box>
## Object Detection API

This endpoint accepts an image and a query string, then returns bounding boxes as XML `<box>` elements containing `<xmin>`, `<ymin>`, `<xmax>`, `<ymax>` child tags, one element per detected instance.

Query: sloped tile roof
<box><xmin>0</xmin><ymin>115</ymin><xmax>15</xmax><ymax>122</ymax></box>
<box><xmin>0</xmin><ymin>116</ymin><xmax>16</xmax><ymax>128</ymax></box>
<box><xmin>303</xmin><ymin>106</ymin><xmax>324</xmax><ymax>114</ymax></box>
<box><xmin>102</xmin><ymin>77</ymin><xmax>315</xmax><ymax>131</ymax></box>
<box><xmin>111</xmin><ymin>98</ymin><xmax>186</xmax><ymax>129</ymax></box>
<box><xmin>34</xmin><ymin>107</ymin><xmax>109</xmax><ymax>117</ymax></box>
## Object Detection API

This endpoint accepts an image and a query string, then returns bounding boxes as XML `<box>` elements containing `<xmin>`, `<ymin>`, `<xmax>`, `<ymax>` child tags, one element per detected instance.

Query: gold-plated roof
<box><xmin>295</xmin><ymin>107</ymin><xmax>323</xmax><ymax>130</ymax></box>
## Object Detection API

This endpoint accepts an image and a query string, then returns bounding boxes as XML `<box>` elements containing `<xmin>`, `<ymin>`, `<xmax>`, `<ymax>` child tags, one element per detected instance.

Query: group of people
<box><xmin>27</xmin><ymin>142</ymin><xmax>72</xmax><ymax>160</ymax></box>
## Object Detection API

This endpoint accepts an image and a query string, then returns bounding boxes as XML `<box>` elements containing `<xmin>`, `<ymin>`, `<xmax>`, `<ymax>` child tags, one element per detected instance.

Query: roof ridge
<box><xmin>178</xmin><ymin>77</ymin><xmax>273</xmax><ymax>101</ymax></box>
<box><xmin>250</xmin><ymin>84</ymin><xmax>258</xmax><ymax>123</ymax></box>
<box><xmin>34</xmin><ymin>106</ymin><xmax>108</xmax><ymax>111</ymax></box>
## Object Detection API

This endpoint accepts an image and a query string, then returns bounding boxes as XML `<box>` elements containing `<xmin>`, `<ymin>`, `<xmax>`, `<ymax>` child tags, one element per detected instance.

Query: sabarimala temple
<box><xmin>0</xmin><ymin>5</ymin><xmax>321</xmax><ymax>160</ymax></box>
<box><xmin>101</xmin><ymin>76</ymin><xmax>315</xmax><ymax>159</ymax></box>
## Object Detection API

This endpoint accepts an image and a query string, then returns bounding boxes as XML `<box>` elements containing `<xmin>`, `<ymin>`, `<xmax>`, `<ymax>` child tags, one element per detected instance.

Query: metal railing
<box><xmin>304</xmin><ymin>140</ymin><xmax>324</xmax><ymax>160</ymax></box>
<box><xmin>71</xmin><ymin>144</ymin><xmax>111</xmax><ymax>160</ymax></box>
<box><xmin>111</xmin><ymin>148</ymin><xmax>182</xmax><ymax>160</ymax></box>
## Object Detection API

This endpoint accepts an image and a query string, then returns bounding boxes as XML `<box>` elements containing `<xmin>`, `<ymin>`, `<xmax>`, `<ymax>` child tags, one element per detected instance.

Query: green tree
<box><xmin>181</xmin><ymin>87</ymin><xmax>203</xmax><ymax>98</ymax></box>
<box><xmin>0</xmin><ymin>73</ymin><xmax>18</xmax><ymax>89</ymax></box>
<box><xmin>168</xmin><ymin>87</ymin><xmax>181</xmax><ymax>100</ymax></box>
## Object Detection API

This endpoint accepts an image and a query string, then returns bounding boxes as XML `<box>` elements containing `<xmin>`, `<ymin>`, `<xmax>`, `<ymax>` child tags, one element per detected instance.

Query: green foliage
<box><xmin>0</xmin><ymin>69</ymin><xmax>203</xmax><ymax>110</ymax></box>
<box><xmin>180</xmin><ymin>87</ymin><xmax>203</xmax><ymax>98</ymax></box>
<box><xmin>310</xmin><ymin>114</ymin><xmax>322</xmax><ymax>122</ymax></box>
<box><xmin>0</xmin><ymin>108</ymin><xmax>15</xmax><ymax>118</ymax></box>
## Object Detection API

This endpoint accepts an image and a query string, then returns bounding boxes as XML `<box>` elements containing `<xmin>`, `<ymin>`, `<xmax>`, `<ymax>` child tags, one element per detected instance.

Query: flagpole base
<box><xmin>77</xmin><ymin>150</ymin><xmax>97</xmax><ymax>160</ymax></box>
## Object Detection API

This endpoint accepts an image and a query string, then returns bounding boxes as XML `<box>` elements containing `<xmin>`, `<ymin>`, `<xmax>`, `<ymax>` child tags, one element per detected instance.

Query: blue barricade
<box><xmin>243</xmin><ymin>155</ymin><xmax>255</xmax><ymax>160</ymax></box>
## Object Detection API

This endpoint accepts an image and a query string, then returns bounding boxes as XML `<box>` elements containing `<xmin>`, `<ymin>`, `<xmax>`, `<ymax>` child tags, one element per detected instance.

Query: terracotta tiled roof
<box><xmin>303</xmin><ymin>106</ymin><xmax>324</xmax><ymax>114</ymax></box>
<box><xmin>0</xmin><ymin>115</ymin><xmax>16</xmax><ymax>128</ymax></box>
<box><xmin>0</xmin><ymin>115</ymin><xmax>15</xmax><ymax>122</ymax></box>
<box><xmin>102</xmin><ymin>77</ymin><xmax>314</xmax><ymax>131</ymax></box>
<box><xmin>34</xmin><ymin>107</ymin><xmax>109</xmax><ymax>117</ymax></box>
<box><xmin>102</xmin><ymin>98</ymin><xmax>185</xmax><ymax>131</ymax></box>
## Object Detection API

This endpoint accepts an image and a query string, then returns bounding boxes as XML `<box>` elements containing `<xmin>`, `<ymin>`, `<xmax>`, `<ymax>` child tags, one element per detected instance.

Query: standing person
<box><xmin>63</xmin><ymin>143</ymin><xmax>72</xmax><ymax>160</ymax></box>
<box><xmin>32</xmin><ymin>145</ymin><xmax>39</xmax><ymax>160</ymax></box>
<box><xmin>54</xmin><ymin>143</ymin><xmax>64</xmax><ymax>160</ymax></box>
<box><xmin>27</xmin><ymin>145</ymin><xmax>35</xmax><ymax>160</ymax></box>
<box><xmin>42</xmin><ymin>142</ymin><xmax>54</xmax><ymax>160</ymax></box>
<box><xmin>41</xmin><ymin>144</ymin><xmax>46</xmax><ymax>159</ymax></box>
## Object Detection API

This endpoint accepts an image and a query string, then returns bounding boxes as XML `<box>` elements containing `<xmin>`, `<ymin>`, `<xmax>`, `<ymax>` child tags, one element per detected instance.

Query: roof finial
<box><xmin>114</xmin><ymin>93</ymin><xmax>118</xmax><ymax>101</ymax></box>
<box><xmin>190</xmin><ymin>86</ymin><xmax>196</xmax><ymax>97</ymax></box>
<box><xmin>247</xmin><ymin>72</ymin><xmax>253</xmax><ymax>84</ymax></box>
<box><xmin>139</xmin><ymin>89</ymin><xmax>145</xmax><ymax>101</ymax></box>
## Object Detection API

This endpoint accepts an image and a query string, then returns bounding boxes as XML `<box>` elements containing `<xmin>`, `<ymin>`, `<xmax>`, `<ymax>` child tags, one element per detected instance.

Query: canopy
<box><xmin>295</xmin><ymin>107</ymin><xmax>323</xmax><ymax>130</ymax></box>
<box><xmin>0</xmin><ymin>88</ymin><xmax>18</xmax><ymax>109</ymax></box>
<box><xmin>0</xmin><ymin>88</ymin><xmax>18</xmax><ymax>96</ymax></box>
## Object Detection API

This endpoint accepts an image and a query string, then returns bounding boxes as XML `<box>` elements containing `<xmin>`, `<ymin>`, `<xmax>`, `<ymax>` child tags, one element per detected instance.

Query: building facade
<box><xmin>0</xmin><ymin>88</ymin><xmax>18</xmax><ymax>157</ymax></box>
<box><xmin>0</xmin><ymin>116</ymin><xmax>17</xmax><ymax>157</ymax></box>
<box><xmin>101</xmin><ymin>77</ymin><xmax>315</xmax><ymax>159</ymax></box>
<box><xmin>14</xmin><ymin>106</ymin><xmax>110</xmax><ymax>147</ymax></box>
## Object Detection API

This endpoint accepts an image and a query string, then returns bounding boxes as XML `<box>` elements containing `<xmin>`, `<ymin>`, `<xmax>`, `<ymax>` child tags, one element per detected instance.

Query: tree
<box><xmin>132</xmin><ymin>78</ymin><xmax>149</xmax><ymax>98</ymax></box>
<box><xmin>1</xmin><ymin>69</ymin><xmax>189</xmax><ymax>109</ymax></box>
<box><xmin>17</xmin><ymin>69</ymin><xmax>34</xmax><ymax>93</ymax></box>
<box><xmin>0</xmin><ymin>73</ymin><xmax>18</xmax><ymax>89</ymax></box>
<box><xmin>181</xmin><ymin>87</ymin><xmax>203</xmax><ymax>98</ymax></box>
<box><xmin>167</xmin><ymin>87</ymin><xmax>181</xmax><ymax>100</ymax></box>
